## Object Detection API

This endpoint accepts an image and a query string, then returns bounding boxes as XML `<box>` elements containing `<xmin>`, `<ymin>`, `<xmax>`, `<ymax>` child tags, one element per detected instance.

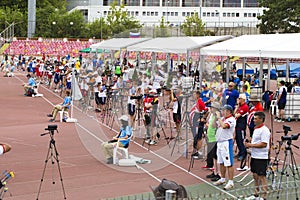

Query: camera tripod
<box><xmin>36</xmin><ymin>126</ymin><xmax>67</xmax><ymax>200</ymax></box>
<box><xmin>171</xmin><ymin>94</ymin><xmax>191</xmax><ymax>158</ymax></box>
<box><xmin>276</xmin><ymin>139</ymin><xmax>300</xmax><ymax>200</ymax></box>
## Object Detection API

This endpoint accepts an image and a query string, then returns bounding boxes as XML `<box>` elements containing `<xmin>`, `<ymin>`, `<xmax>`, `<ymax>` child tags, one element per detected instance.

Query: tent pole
<box><xmin>259</xmin><ymin>57</ymin><xmax>263</xmax><ymax>88</ymax></box>
<box><xmin>199</xmin><ymin>55</ymin><xmax>204</xmax><ymax>85</ymax></box>
<box><xmin>267</xmin><ymin>58</ymin><xmax>271</xmax><ymax>91</ymax></box>
<box><xmin>286</xmin><ymin>59</ymin><xmax>289</xmax><ymax>83</ymax></box>
<box><xmin>242</xmin><ymin>57</ymin><xmax>246</xmax><ymax>79</ymax></box>
<box><xmin>186</xmin><ymin>50</ymin><xmax>190</xmax><ymax>77</ymax></box>
<box><xmin>166</xmin><ymin>53</ymin><xmax>170</xmax><ymax>74</ymax></box>
<box><xmin>226</xmin><ymin>56</ymin><xmax>230</xmax><ymax>83</ymax></box>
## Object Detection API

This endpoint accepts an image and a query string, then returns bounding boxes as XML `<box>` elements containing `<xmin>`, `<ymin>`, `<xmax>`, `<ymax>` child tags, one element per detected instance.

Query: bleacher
<box><xmin>4</xmin><ymin>38</ymin><xmax>94</xmax><ymax>57</ymax></box>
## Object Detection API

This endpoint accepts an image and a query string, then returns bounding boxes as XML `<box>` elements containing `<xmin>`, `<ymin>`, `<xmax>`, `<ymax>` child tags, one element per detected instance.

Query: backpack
<box><xmin>151</xmin><ymin>178</ymin><xmax>188</xmax><ymax>200</ymax></box>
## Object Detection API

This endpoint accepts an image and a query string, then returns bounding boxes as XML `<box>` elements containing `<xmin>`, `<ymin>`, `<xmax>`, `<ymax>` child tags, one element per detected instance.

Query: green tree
<box><xmin>257</xmin><ymin>0</ymin><xmax>300</xmax><ymax>33</ymax></box>
<box><xmin>106</xmin><ymin>1</ymin><xmax>141</xmax><ymax>37</ymax></box>
<box><xmin>181</xmin><ymin>13</ymin><xmax>209</xmax><ymax>36</ymax></box>
<box><xmin>154</xmin><ymin>16</ymin><xmax>170</xmax><ymax>37</ymax></box>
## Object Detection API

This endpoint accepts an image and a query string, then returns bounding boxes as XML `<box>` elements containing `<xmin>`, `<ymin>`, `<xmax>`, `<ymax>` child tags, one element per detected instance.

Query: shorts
<box><xmin>128</xmin><ymin>104</ymin><xmax>135</xmax><ymax>116</ymax></box>
<box><xmin>217</xmin><ymin>139</ymin><xmax>234</xmax><ymax>167</ymax></box>
<box><xmin>250</xmin><ymin>158</ymin><xmax>268</xmax><ymax>176</ymax></box>
<box><xmin>95</xmin><ymin>92</ymin><xmax>101</xmax><ymax>105</ymax></box>
<box><xmin>99</xmin><ymin>97</ymin><xmax>106</xmax><ymax>105</ymax></box>
<box><xmin>278</xmin><ymin>102</ymin><xmax>286</xmax><ymax>110</ymax></box>
<box><xmin>173</xmin><ymin>113</ymin><xmax>181</xmax><ymax>124</ymax></box>
<box><xmin>66</xmin><ymin>82</ymin><xmax>71</xmax><ymax>89</ymax></box>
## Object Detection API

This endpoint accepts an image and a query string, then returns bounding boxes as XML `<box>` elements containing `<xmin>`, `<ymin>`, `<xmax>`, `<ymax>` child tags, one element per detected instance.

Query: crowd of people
<box><xmin>3</xmin><ymin>51</ymin><xmax>300</xmax><ymax>200</ymax></box>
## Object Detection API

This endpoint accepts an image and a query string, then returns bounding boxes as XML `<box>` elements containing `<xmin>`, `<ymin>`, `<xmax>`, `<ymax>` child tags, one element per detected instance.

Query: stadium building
<box><xmin>67</xmin><ymin>0</ymin><xmax>263</xmax><ymax>28</ymax></box>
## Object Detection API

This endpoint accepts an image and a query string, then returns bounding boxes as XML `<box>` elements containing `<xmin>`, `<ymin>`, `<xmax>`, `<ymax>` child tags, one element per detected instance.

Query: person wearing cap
<box><xmin>101</xmin><ymin>115</ymin><xmax>132</xmax><ymax>164</ymax></box>
<box><xmin>234</xmin><ymin>93</ymin><xmax>249</xmax><ymax>161</ymax></box>
<box><xmin>143</xmin><ymin>88</ymin><xmax>159</xmax><ymax>145</ymax></box>
<box><xmin>214</xmin><ymin>104</ymin><xmax>236</xmax><ymax>190</ymax></box>
<box><xmin>170</xmin><ymin>88</ymin><xmax>181</xmax><ymax>135</ymax></box>
<box><xmin>247</xmin><ymin>95</ymin><xmax>264</xmax><ymax>138</ymax></box>
<box><xmin>204</xmin><ymin>102</ymin><xmax>221</xmax><ymax>181</ymax></box>
<box><xmin>221</xmin><ymin>82</ymin><xmax>239</xmax><ymax>109</ymax></box>
<box><xmin>201</xmin><ymin>84</ymin><xmax>214</xmax><ymax>107</ymax></box>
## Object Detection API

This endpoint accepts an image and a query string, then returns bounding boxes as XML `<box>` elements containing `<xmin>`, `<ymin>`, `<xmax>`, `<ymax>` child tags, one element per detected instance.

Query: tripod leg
<box><xmin>36</xmin><ymin>143</ymin><xmax>52</xmax><ymax>200</ymax></box>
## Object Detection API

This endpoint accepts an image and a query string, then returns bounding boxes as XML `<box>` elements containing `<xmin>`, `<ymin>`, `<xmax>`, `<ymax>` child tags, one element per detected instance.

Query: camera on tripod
<box><xmin>45</xmin><ymin>125</ymin><xmax>57</xmax><ymax>132</ymax></box>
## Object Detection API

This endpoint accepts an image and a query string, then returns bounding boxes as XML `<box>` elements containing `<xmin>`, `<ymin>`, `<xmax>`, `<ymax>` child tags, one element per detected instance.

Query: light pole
<box><xmin>97</xmin><ymin>11</ymin><xmax>103</xmax><ymax>40</ymax></box>
<box><xmin>166</xmin><ymin>0</ymin><xmax>170</xmax><ymax>25</ymax></box>
<box><xmin>215</xmin><ymin>10</ymin><xmax>220</xmax><ymax>35</ymax></box>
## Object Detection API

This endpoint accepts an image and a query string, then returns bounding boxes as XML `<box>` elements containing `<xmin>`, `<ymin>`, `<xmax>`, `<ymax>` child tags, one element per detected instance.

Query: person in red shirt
<box><xmin>190</xmin><ymin>91</ymin><xmax>208</xmax><ymax>159</ymax></box>
<box><xmin>247</xmin><ymin>95</ymin><xmax>264</xmax><ymax>138</ymax></box>
<box><xmin>234</xmin><ymin>93</ymin><xmax>249</xmax><ymax>161</ymax></box>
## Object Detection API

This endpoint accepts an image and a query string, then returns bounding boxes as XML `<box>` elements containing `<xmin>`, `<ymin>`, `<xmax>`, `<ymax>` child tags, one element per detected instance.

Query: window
<box><xmin>131</xmin><ymin>11</ymin><xmax>134</xmax><ymax>16</ymax></box>
<box><xmin>104</xmin><ymin>11</ymin><xmax>107</xmax><ymax>15</ymax></box>
<box><xmin>223</xmin><ymin>12</ymin><xmax>226</xmax><ymax>17</ymax></box>
<box><xmin>143</xmin><ymin>11</ymin><xmax>146</xmax><ymax>16</ymax></box>
<box><xmin>227</xmin><ymin>12</ymin><xmax>230</xmax><ymax>17</ymax></box>
<box><xmin>147</xmin><ymin>11</ymin><xmax>150</xmax><ymax>16</ymax></box>
<box><xmin>151</xmin><ymin>12</ymin><xmax>154</xmax><ymax>16</ymax></box>
<box><xmin>163</xmin><ymin>12</ymin><xmax>166</xmax><ymax>16</ymax></box>
<box><xmin>252</xmin><ymin>13</ymin><xmax>256</xmax><ymax>17</ymax></box>
<box><xmin>211</xmin><ymin>12</ymin><xmax>215</xmax><ymax>17</ymax></box>
<box><xmin>162</xmin><ymin>0</ymin><xmax>180</xmax><ymax>7</ymax></box>
<box><xmin>243</xmin><ymin>0</ymin><xmax>258</xmax><ymax>7</ymax></box>
<box><xmin>135</xmin><ymin>11</ymin><xmax>139</xmax><ymax>16</ymax></box>
<box><xmin>244</xmin><ymin>13</ymin><xmax>247</xmax><ymax>17</ymax></box>
<box><xmin>187</xmin><ymin>12</ymin><xmax>190</xmax><ymax>16</ymax></box>
<box><xmin>236</xmin><ymin>13</ymin><xmax>239</xmax><ymax>17</ymax></box>
<box><xmin>202</xmin><ymin>0</ymin><xmax>220</xmax><ymax>7</ymax></box>
<box><xmin>142</xmin><ymin>0</ymin><xmax>159</xmax><ymax>6</ymax></box>
<box><xmin>248</xmin><ymin>13</ymin><xmax>251</xmax><ymax>17</ymax></box>
<box><xmin>223</xmin><ymin>0</ymin><xmax>241</xmax><ymax>7</ymax></box>
<box><xmin>124</xmin><ymin>0</ymin><xmax>140</xmax><ymax>6</ymax></box>
<box><xmin>182</xmin><ymin>12</ymin><xmax>185</xmax><ymax>16</ymax></box>
<box><xmin>103</xmin><ymin>0</ymin><xmax>116</xmax><ymax>6</ymax></box>
<box><xmin>182</xmin><ymin>0</ymin><xmax>200</xmax><ymax>7</ymax></box>
<box><xmin>231</xmin><ymin>13</ymin><xmax>235</xmax><ymax>17</ymax></box>
<box><xmin>202</xmin><ymin>12</ymin><xmax>206</xmax><ymax>17</ymax></box>
<box><xmin>171</xmin><ymin>12</ymin><xmax>174</xmax><ymax>16</ymax></box>
<box><xmin>216</xmin><ymin>12</ymin><xmax>219</xmax><ymax>17</ymax></box>
<box><xmin>155</xmin><ymin>12</ymin><xmax>158</xmax><ymax>16</ymax></box>
<box><xmin>207</xmin><ymin>12</ymin><xmax>210</xmax><ymax>17</ymax></box>
<box><xmin>175</xmin><ymin>12</ymin><xmax>178</xmax><ymax>16</ymax></box>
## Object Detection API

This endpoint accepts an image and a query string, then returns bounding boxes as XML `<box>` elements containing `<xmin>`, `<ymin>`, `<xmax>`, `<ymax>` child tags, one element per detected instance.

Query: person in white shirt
<box><xmin>214</xmin><ymin>104</ymin><xmax>236</xmax><ymax>190</ymax></box>
<box><xmin>244</xmin><ymin>112</ymin><xmax>270</xmax><ymax>200</ymax></box>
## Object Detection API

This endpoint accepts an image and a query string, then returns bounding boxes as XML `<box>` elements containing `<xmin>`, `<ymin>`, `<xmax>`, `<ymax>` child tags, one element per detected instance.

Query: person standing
<box><xmin>247</xmin><ymin>95</ymin><xmax>264</xmax><ymax>138</ymax></box>
<box><xmin>214</xmin><ymin>105</ymin><xmax>236</xmax><ymax>190</ymax></box>
<box><xmin>245</xmin><ymin>112</ymin><xmax>270</xmax><ymax>200</ymax></box>
<box><xmin>234</xmin><ymin>94</ymin><xmax>249</xmax><ymax>161</ymax></box>
<box><xmin>275</xmin><ymin>80</ymin><xmax>287</xmax><ymax>122</ymax></box>
<box><xmin>221</xmin><ymin>82</ymin><xmax>239</xmax><ymax>109</ymax></box>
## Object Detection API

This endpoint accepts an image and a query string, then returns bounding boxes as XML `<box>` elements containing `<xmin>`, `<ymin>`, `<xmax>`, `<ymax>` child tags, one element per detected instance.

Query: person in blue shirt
<box><xmin>101</xmin><ymin>115</ymin><xmax>132</xmax><ymax>164</ymax></box>
<box><xmin>222</xmin><ymin>82</ymin><xmax>239</xmax><ymax>109</ymax></box>
<box><xmin>47</xmin><ymin>91</ymin><xmax>72</xmax><ymax>122</ymax></box>
<box><xmin>22</xmin><ymin>74</ymin><xmax>36</xmax><ymax>95</ymax></box>
<box><xmin>201</xmin><ymin>84</ymin><xmax>213</xmax><ymax>107</ymax></box>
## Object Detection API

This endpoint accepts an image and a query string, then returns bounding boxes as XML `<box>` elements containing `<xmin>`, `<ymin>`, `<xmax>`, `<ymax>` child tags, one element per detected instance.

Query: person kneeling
<box><xmin>101</xmin><ymin>115</ymin><xmax>132</xmax><ymax>164</ymax></box>
<box><xmin>47</xmin><ymin>91</ymin><xmax>72</xmax><ymax>122</ymax></box>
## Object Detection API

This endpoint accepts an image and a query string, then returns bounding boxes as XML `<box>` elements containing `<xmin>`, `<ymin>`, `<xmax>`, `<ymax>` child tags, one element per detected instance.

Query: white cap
<box><xmin>239</xmin><ymin>93</ymin><xmax>247</xmax><ymax>100</ymax></box>
<box><xmin>119</xmin><ymin>115</ymin><xmax>129</xmax><ymax>121</ymax></box>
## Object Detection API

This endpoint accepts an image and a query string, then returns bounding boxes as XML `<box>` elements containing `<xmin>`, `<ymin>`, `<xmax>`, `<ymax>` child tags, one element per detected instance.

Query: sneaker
<box><xmin>47</xmin><ymin>114</ymin><xmax>53</xmax><ymax>117</ymax></box>
<box><xmin>224</xmin><ymin>182</ymin><xmax>234</xmax><ymax>190</ymax></box>
<box><xmin>206</xmin><ymin>172</ymin><xmax>216</xmax><ymax>179</ymax></box>
<box><xmin>145</xmin><ymin>139</ymin><xmax>151</xmax><ymax>144</ymax></box>
<box><xmin>276</xmin><ymin>119</ymin><xmax>282</xmax><ymax>122</ymax></box>
<box><xmin>149</xmin><ymin>140</ymin><xmax>157</xmax><ymax>145</ymax></box>
<box><xmin>245</xmin><ymin>195</ymin><xmax>260</xmax><ymax>200</ymax></box>
<box><xmin>48</xmin><ymin>119</ymin><xmax>55</xmax><ymax>122</ymax></box>
<box><xmin>201</xmin><ymin>166</ymin><xmax>212</xmax><ymax>169</ymax></box>
<box><xmin>274</xmin><ymin>118</ymin><xmax>279</xmax><ymax>122</ymax></box>
<box><xmin>214</xmin><ymin>179</ymin><xmax>225</xmax><ymax>186</ymax></box>
<box><xmin>211</xmin><ymin>174</ymin><xmax>221</xmax><ymax>181</ymax></box>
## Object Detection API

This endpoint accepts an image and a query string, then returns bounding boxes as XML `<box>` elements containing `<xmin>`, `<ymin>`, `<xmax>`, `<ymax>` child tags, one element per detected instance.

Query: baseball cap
<box><xmin>249</xmin><ymin>95</ymin><xmax>261</xmax><ymax>102</ymax></box>
<box><xmin>119</xmin><ymin>115</ymin><xmax>129</xmax><ymax>121</ymax></box>
<box><xmin>221</xmin><ymin>104</ymin><xmax>233</xmax><ymax>112</ymax></box>
<box><xmin>239</xmin><ymin>93</ymin><xmax>246</xmax><ymax>100</ymax></box>
<box><xmin>211</xmin><ymin>102</ymin><xmax>221</xmax><ymax>110</ymax></box>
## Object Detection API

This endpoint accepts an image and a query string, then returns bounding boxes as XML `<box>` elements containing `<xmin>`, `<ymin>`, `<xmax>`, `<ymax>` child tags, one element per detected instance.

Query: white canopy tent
<box><xmin>200</xmin><ymin>33</ymin><xmax>300</xmax><ymax>89</ymax></box>
<box><xmin>90</xmin><ymin>38</ymin><xmax>151</xmax><ymax>51</ymax></box>
<box><xmin>126</xmin><ymin>36</ymin><xmax>233</xmax><ymax>77</ymax></box>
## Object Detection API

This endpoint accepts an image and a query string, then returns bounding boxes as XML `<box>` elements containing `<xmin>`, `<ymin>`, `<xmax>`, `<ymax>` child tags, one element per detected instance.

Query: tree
<box><xmin>181</xmin><ymin>13</ymin><xmax>210</xmax><ymax>36</ymax></box>
<box><xmin>257</xmin><ymin>0</ymin><xmax>300</xmax><ymax>33</ymax></box>
<box><xmin>154</xmin><ymin>16</ymin><xmax>171</xmax><ymax>37</ymax></box>
<box><xmin>105</xmin><ymin>1</ymin><xmax>142</xmax><ymax>38</ymax></box>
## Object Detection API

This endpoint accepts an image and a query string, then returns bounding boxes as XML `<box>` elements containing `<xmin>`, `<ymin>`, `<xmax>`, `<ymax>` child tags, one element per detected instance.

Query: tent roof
<box><xmin>126</xmin><ymin>36</ymin><xmax>233</xmax><ymax>54</ymax></box>
<box><xmin>90</xmin><ymin>38</ymin><xmax>151</xmax><ymax>51</ymax></box>
<box><xmin>277</xmin><ymin>63</ymin><xmax>300</xmax><ymax>71</ymax></box>
<box><xmin>200</xmin><ymin>33</ymin><xmax>300</xmax><ymax>58</ymax></box>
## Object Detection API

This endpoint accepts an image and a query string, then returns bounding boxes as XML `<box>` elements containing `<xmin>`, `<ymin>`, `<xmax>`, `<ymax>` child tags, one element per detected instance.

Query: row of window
<box><xmin>103</xmin><ymin>10</ymin><xmax>259</xmax><ymax>18</ymax></box>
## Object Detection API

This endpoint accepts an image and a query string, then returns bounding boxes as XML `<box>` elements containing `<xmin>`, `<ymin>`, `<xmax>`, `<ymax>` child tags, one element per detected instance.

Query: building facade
<box><xmin>67</xmin><ymin>0</ymin><xmax>263</xmax><ymax>27</ymax></box>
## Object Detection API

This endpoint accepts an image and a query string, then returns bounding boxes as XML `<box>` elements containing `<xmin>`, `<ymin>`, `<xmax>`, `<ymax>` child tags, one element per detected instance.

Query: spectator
<box><xmin>201</xmin><ymin>84</ymin><xmax>214</xmax><ymax>107</ymax></box>
<box><xmin>204</xmin><ymin>102</ymin><xmax>221</xmax><ymax>181</ymax></box>
<box><xmin>291</xmin><ymin>81</ymin><xmax>300</xmax><ymax>94</ymax></box>
<box><xmin>22</xmin><ymin>74</ymin><xmax>36</xmax><ymax>95</ymax></box>
<box><xmin>275</xmin><ymin>80</ymin><xmax>287</xmax><ymax>122</ymax></box>
<box><xmin>221</xmin><ymin>82</ymin><xmax>239</xmax><ymax>109</ymax></box>
<box><xmin>245</xmin><ymin>112</ymin><xmax>270</xmax><ymax>200</ymax></box>
<box><xmin>247</xmin><ymin>95</ymin><xmax>264</xmax><ymax>138</ymax></box>
<box><xmin>101</xmin><ymin>115</ymin><xmax>132</xmax><ymax>164</ymax></box>
<box><xmin>241</xmin><ymin>84</ymin><xmax>250</xmax><ymax>105</ymax></box>
<box><xmin>47</xmin><ymin>91</ymin><xmax>72</xmax><ymax>122</ymax></box>
<box><xmin>234</xmin><ymin>94</ymin><xmax>249</xmax><ymax>161</ymax></box>
<box><xmin>214</xmin><ymin>105</ymin><xmax>236</xmax><ymax>190</ymax></box>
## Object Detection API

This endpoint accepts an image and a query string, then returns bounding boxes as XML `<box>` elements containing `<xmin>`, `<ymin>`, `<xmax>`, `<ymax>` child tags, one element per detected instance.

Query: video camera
<box><xmin>45</xmin><ymin>124</ymin><xmax>58</xmax><ymax>131</ymax></box>
<box><xmin>281</xmin><ymin>133</ymin><xmax>300</xmax><ymax>141</ymax></box>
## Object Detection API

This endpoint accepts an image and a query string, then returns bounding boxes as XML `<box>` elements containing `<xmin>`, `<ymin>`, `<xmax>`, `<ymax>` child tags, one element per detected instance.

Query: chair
<box><xmin>59</xmin><ymin>109</ymin><xmax>69</xmax><ymax>122</ymax></box>
<box><xmin>113</xmin><ymin>133</ymin><xmax>133</xmax><ymax>165</ymax></box>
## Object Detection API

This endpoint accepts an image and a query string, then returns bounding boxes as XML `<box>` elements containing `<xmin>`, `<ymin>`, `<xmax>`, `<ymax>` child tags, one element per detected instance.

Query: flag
<box><xmin>129</xmin><ymin>32</ymin><xmax>140</xmax><ymax>38</ymax></box>
<box><xmin>189</xmin><ymin>104</ymin><xmax>198</xmax><ymax>125</ymax></box>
